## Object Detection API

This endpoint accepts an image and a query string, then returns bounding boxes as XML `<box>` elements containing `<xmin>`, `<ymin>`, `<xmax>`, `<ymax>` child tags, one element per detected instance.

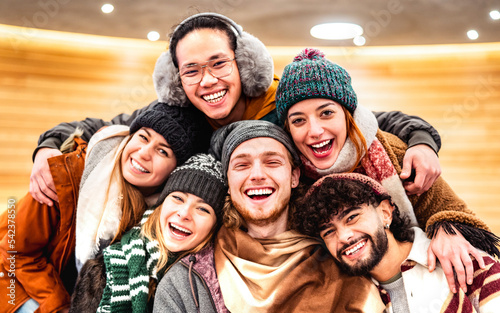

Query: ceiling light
<box><xmin>101</xmin><ymin>4</ymin><xmax>114</xmax><ymax>14</ymax></box>
<box><xmin>490</xmin><ymin>10</ymin><xmax>500</xmax><ymax>20</ymax></box>
<box><xmin>467</xmin><ymin>30</ymin><xmax>479</xmax><ymax>40</ymax></box>
<box><xmin>310</xmin><ymin>23</ymin><xmax>363</xmax><ymax>40</ymax></box>
<box><xmin>147</xmin><ymin>31</ymin><xmax>160</xmax><ymax>41</ymax></box>
<box><xmin>353</xmin><ymin>35</ymin><xmax>366</xmax><ymax>46</ymax></box>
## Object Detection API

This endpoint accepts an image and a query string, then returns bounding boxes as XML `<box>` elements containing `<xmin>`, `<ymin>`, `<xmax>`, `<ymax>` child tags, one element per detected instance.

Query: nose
<box><xmin>249</xmin><ymin>161</ymin><xmax>266</xmax><ymax>182</ymax></box>
<box><xmin>137</xmin><ymin>144</ymin><xmax>153</xmax><ymax>160</ymax></box>
<box><xmin>199</xmin><ymin>66</ymin><xmax>218</xmax><ymax>87</ymax></box>
<box><xmin>308</xmin><ymin>118</ymin><xmax>324</xmax><ymax>139</ymax></box>
<box><xmin>177</xmin><ymin>204</ymin><xmax>192</xmax><ymax>220</ymax></box>
<box><xmin>337</xmin><ymin>226</ymin><xmax>354</xmax><ymax>245</ymax></box>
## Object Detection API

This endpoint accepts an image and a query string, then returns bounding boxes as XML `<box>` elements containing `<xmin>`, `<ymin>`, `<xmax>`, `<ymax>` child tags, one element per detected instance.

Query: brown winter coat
<box><xmin>0</xmin><ymin>138</ymin><xmax>86</xmax><ymax>313</ymax></box>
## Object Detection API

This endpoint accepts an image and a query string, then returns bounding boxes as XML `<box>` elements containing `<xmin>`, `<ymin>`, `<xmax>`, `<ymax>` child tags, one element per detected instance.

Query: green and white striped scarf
<box><xmin>97</xmin><ymin>209</ymin><xmax>159</xmax><ymax>313</ymax></box>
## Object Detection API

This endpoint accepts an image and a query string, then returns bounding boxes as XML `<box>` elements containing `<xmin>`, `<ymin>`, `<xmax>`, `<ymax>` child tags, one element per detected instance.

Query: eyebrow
<box><xmin>287</xmin><ymin>102</ymin><xmax>337</xmax><ymax>119</ymax></box>
<box><xmin>181</xmin><ymin>53</ymin><xmax>230</xmax><ymax>68</ymax></box>
<box><xmin>338</xmin><ymin>206</ymin><xmax>361</xmax><ymax>220</ymax></box>
<box><xmin>322</xmin><ymin>206</ymin><xmax>361</xmax><ymax>230</ymax></box>
<box><xmin>230</xmin><ymin>150</ymin><xmax>286</xmax><ymax>161</ymax></box>
<box><xmin>141</xmin><ymin>128</ymin><xmax>172</xmax><ymax>149</ymax></box>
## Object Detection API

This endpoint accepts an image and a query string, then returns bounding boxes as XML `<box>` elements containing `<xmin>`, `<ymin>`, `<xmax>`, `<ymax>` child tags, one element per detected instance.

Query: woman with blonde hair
<box><xmin>71</xmin><ymin>153</ymin><xmax>227</xmax><ymax>313</ymax></box>
<box><xmin>0</xmin><ymin>103</ymin><xmax>210</xmax><ymax>313</ymax></box>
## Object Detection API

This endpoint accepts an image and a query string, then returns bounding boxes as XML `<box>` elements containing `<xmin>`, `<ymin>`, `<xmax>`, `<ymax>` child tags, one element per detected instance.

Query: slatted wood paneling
<box><xmin>1</xmin><ymin>24</ymin><xmax>499</xmax><ymax>235</ymax></box>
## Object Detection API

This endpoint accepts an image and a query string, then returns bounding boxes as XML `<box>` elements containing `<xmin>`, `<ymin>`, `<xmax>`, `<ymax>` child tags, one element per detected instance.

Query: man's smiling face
<box><xmin>176</xmin><ymin>28</ymin><xmax>243</xmax><ymax>125</ymax></box>
<box><xmin>227</xmin><ymin>137</ymin><xmax>300</xmax><ymax>227</ymax></box>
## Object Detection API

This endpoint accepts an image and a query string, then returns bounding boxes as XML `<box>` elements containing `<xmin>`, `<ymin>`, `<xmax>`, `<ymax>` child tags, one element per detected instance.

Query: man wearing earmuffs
<box><xmin>30</xmin><ymin>13</ymin><xmax>442</xmax><ymax>215</ymax></box>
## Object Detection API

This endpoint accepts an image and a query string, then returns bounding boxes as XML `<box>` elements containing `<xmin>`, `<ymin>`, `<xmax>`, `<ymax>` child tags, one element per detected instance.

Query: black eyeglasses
<box><xmin>179</xmin><ymin>58</ymin><xmax>236</xmax><ymax>85</ymax></box>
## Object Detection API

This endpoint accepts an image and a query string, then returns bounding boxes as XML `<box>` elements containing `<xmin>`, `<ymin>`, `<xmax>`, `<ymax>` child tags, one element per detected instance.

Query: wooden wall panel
<box><xmin>1</xmin><ymin>24</ymin><xmax>499</xmax><ymax>235</ymax></box>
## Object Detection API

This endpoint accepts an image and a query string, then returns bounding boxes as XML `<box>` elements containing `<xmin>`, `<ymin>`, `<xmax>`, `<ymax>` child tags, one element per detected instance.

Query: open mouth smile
<box><xmin>202</xmin><ymin>90</ymin><xmax>227</xmax><ymax>103</ymax></box>
<box><xmin>309</xmin><ymin>139</ymin><xmax>332</xmax><ymax>156</ymax></box>
<box><xmin>169</xmin><ymin>222</ymin><xmax>192</xmax><ymax>238</ymax></box>
<box><xmin>342</xmin><ymin>239</ymin><xmax>367</xmax><ymax>257</ymax></box>
<box><xmin>245</xmin><ymin>188</ymin><xmax>274</xmax><ymax>200</ymax></box>
<box><xmin>131</xmin><ymin>159</ymin><xmax>149</xmax><ymax>173</ymax></box>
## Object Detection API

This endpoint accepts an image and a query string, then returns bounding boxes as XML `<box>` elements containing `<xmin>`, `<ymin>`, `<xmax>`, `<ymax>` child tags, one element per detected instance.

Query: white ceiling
<box><xmin>1</xmin><ymin>0</ymin><xmax>499</xmax><ymax>46</ymax></box>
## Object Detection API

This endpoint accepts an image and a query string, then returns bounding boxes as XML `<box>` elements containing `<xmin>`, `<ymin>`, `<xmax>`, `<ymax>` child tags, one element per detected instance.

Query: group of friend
<box><xmin>1</xmin><ymin>12</ymin><xmax>499</xmax><ymax>313</ymax></box>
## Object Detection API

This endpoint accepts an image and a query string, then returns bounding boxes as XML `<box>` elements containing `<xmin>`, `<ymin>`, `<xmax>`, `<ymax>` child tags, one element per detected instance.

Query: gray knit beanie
<box><xmin>209</xmin><ymin>120</ymin><xmax>300</xmax><ymax>181</ymax></box>
<box><xmin>275</xmin><ymin>48</ymin><xmax>358</xmax><ymax>125</ymax></box>
<box><xmin>129</xmin><ymin>103</ymin><xmax>211</xmax><ymax>165</ymax></box>
<box><xmin>156</xmin><ymin>153</ymin><xmax>227</xmax><ymax>222</ymax></box>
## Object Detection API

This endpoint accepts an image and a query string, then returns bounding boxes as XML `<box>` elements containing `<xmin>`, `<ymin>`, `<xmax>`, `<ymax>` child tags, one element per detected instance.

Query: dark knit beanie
<box><xmin>156</xmin><ymin>153</ymin><xmax>227</xmax><ymax>222</ymax></box>
<box><xmin>129</xmin><ymin>103</ymin><xmax>211</xmax><ymax>165</ymax></box>
<box><xmin>275</xmin><ymin>48</ymin><xmax>358</xmax><ymax>124</ymax></box>
<box><xmin>209</xmin><ymin>120</ymin><xmax>300</xmax><ymax>181</ymax></box>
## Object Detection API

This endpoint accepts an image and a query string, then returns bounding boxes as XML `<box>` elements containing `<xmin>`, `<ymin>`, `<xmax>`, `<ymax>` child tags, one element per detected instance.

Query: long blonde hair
<box><xmin>110</xmin><ymin>136</ymin><xmax>149</xmax><ymax>243</ymax></box>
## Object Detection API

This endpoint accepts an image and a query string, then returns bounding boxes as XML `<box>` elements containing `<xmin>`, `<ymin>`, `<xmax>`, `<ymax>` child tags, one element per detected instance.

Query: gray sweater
<box><xmin>153</xmin><ymin>244</ymin><xmax>227</xmax><ymax>313</ymax></box>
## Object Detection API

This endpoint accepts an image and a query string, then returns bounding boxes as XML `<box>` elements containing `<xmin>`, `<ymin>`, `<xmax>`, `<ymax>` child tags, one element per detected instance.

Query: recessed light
<box><xmin>101</xmin><ymin>4</ymin><xmax>114</xmax><ymax>14</ymax></box>
<box><xmin>490</xmin><ymin>10</ymin><xmax>500</xmax><ymax>20</ymax></box>
<box><xmin>310</xmin><ymin>23</ymin><xmax>363</xmax><ymax>40</ymax></box>
<box><xmin>353</xmin><ymin>35</ymin><xmax>366</xmax><ymax>46</ymax></box>
<box><xmin>467</xmin><ymin>30</ymin><xmax>479</xmax><ymax>40</ymax></box>
<box><xmin>147</xmin><ymin>31</ymin><xmax>160</xmax><ymax>41</ymax></box>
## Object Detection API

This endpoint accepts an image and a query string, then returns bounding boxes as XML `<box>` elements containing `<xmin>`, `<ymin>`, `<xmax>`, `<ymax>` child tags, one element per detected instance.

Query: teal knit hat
<box><xmin>275</xmin><ymin>48</ymin><xmax>357</xmax><ymax>124</ymax></box>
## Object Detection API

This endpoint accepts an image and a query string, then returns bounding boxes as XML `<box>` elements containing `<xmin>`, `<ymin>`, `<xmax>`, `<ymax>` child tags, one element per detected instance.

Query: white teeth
<box><xmin>247</xmin><ymin>188</ymin><xmax>273</xmax><ymax>196</ymax></box>
<box><xmin>312</xmin><ymin>140</ymin><xmax>330</xmax><ymax>149</ymax></box>
<box><xmin>344</xmin><ymin>241</ymin><xmax>366</xmax><ymax>256</ymax></box>
<box><xmin>170</xmin><ymin>223</ymin><xmax>192</xmax><ymax>235</ymax></box>
<box><xmin>202</xmin><ymin>90</ymin><xmax>226</xmax><ymax>103</ymax></box>
<box><xmin>131</xmin><ymin>159</ymin><xmax>148</xmax><ymax>173</ymax></box>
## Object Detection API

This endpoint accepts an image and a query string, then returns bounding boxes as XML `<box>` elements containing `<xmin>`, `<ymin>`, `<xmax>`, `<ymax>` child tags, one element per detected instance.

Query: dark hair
<box><xmin>169</xmin><ymin>16</ymin><xmax>238</xmax><ymax>68</ymax></box>
<box><xmin>292</xmin><ymin>178</ymin><xmax>414</xmax><ymax>243</ymax></box>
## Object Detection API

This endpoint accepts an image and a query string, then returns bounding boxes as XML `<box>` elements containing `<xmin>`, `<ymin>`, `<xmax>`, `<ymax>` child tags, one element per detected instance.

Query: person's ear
<box><xmin>291</xmin><ymin>167</ymin><xmax>300</xmax><ymax>188</ymax></box>
<box><xmin>378</xmin><ymin>199</ymin><xmax>394</xmax><ymax>226</ymax></box>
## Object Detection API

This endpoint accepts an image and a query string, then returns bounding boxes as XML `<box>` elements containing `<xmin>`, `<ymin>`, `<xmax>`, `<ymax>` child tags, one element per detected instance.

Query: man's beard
<box><xmin>231</xmin><ymin>195</ymin><xmax>290</xmax><ymax>227</ymax></box>
<box><xmin>333</xmin><ymin>227</ymin><xmax>388</xmax><ymax>276</ymax></box>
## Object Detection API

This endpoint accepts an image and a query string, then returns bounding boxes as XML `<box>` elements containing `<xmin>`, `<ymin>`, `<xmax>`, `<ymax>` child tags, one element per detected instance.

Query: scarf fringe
<box><xmin>427</xmin><ymin>221</ymin><xmax>500</xmax><ymax>258</ymax></box>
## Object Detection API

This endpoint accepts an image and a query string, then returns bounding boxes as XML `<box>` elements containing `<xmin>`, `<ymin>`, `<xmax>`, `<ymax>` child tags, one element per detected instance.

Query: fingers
<box><xmin>401</xmin><ymin>144</ymin><xmax>442</xmax><ymax>195</ymax></box>
<box><xmin>470</xmin><ymin>248</ymin><xmax>486</xmax><ymax>269</ymax></box>
<box><xmin>404</xmin><ymin>172</ymin><xmax>426</xmax><ymax>196</ymax></box>
<box><xmin>30</xmin><ymin>172</ymin><xmax>57</xmax><ymax>206</ymax></box>
<box><xmin>460</xmin><ymin>250</ymin><xmax>474</xmax><ymax>287</ymax></box>
<box><xmin>29</xmin><ymin>148</ymin><xmax>61</xmax><ymax>206</ymax></box>
<box><xmin>400</xmin><ymin>155</ymin><xmax>412</xmax><ymax>180</ymax></box>
<box><xmin>427</xmin><ymin>247</ymin><xmax>436</xmax><ymax>272</ymax></box>
<box><xmin>440</xmin><ymin>259</ymin><xmax>458</xmax><ymax>294</ymax></box>
<box><xmin>452</xmin><ymin>253</ymin><xmax>469</xmax><ymax>293</ymax></box>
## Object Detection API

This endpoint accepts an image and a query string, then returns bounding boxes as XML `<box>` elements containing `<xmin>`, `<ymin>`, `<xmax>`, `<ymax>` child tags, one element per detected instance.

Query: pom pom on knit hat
<box><xmin>275</xmin><ymin>48</ymin><xmax>358</xmax><ymax>124</ymax></box>
<box><xmin>155</xmin><ymin>153</ymin><xmax>227</xmax><ymax>222</ymax></box>
<box><xmin>129</xmin><ymin>103</ymin><xmax>211</xmax><ymax>165</ymax></box>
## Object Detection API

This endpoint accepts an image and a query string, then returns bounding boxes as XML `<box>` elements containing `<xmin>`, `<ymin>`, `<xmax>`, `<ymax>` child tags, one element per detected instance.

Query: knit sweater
<box><xmin>153</xmin><ymin>243</ymin><xmax>223</xmax><ymax>313</ymax></box>
<box><xmin>97</xmin><ymin>209</ymin><xmax>173</xmax><ymax>313</ymax></box>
